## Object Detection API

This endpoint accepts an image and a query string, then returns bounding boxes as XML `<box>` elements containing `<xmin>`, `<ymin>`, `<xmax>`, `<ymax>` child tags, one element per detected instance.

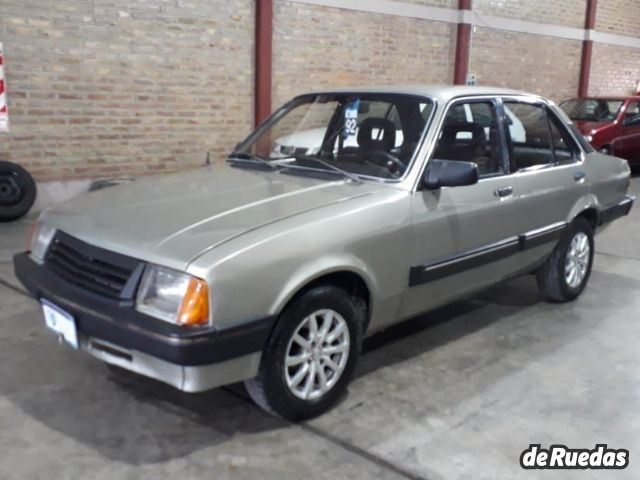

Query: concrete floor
<box><xmin>0</xmin><ymin>178</ymin><xmax>638</xmax><ymax>480</ymax></box>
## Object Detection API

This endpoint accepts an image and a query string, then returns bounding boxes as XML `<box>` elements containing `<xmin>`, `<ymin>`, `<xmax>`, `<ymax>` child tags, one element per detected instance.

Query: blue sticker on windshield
<box><xmin>343</xmin><ymin>100</ymin><xmax>359</xmax><ymax>139</ymax></box>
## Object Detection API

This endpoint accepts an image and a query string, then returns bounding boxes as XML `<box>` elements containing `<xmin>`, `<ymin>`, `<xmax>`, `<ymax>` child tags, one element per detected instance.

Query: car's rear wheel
<box><xmin>536</xmin><ymin>217</ymin><xmax>594</xmax><ymax>302</ymax></box>
<box><xmin>245</xmin><ymin>285</ymin><xmax>363</xmax><ymax>421</ymax></box>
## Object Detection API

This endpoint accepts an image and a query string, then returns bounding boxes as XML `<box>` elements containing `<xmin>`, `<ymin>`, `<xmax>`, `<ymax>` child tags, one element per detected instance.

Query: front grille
<box><xmin>45</xmin><ymin>231</ymin><xmax>142</xmax><ymax>299</ymax></box>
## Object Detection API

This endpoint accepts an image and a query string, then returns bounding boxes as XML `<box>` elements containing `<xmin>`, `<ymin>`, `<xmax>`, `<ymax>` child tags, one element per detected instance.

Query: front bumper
<box><xmin>13</xmin><ymin>253</ymin><xmax>274</xmax><ymax>391</ymax></box>
<box><xmin>599</xmin><ymin>194</ymin><xmax>635</xmax><ymax>226</ymax></box>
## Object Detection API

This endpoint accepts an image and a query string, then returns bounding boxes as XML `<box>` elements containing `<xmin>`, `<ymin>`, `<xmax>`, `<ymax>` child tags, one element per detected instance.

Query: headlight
<box><xmin>136</xmin><ymin>264</ymin><xmax>209</xmax><ymax>326</ymax></box>
<box><xmin>28</xmin><ymin>221</ymin><xmax>56</xmax><ymax>263</ymax></box>
<box><xmin>583</xmin><ymin>134</ymin><xmax>593</xmax><ymax>143</ymax></box>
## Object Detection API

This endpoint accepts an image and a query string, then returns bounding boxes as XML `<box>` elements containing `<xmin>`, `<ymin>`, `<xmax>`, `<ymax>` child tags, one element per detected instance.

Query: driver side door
<box><xmin>399</xmin><ymin>98</ymin><xmax>535</xmax><ymax>319</ymax></box>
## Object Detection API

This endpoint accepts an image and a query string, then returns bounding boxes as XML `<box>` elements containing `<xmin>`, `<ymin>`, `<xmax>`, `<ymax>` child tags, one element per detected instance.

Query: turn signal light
<box><xmin>177</xmin><ymin>277</ymin><xmax>210</xmax><ymax>326</ymax></box>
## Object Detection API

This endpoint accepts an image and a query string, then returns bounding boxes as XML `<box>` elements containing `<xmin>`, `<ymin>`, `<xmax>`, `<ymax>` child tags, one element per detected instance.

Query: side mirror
<box><xmin>423</xmin><ymin>159</ymin><xmax>479</xmax><ymax>190</ymax></box>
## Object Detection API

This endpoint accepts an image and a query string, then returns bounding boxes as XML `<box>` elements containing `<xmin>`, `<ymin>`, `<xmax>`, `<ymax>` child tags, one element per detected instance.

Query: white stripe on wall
<box><xmin>588</xmin><ymin>30</ymin><xmax>640</xmax><ymax>49</ymax></box>
<box><xmin>472</xmin><ymin>13</ymin><xmax>585</xmax><ymax>41</ymax></box>
<box><xmin>288</xmin><ymin>0</ymin><xmax>640</xmax><ymax>48</ymax></box>
<box><xmin>289</xmin><ymin>0</ymin><xmax>460</xmax><ymax>23</ymax></box>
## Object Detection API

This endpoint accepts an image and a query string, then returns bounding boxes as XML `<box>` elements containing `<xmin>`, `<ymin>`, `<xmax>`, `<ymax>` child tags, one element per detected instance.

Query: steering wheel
<box><xmin>363</xmin><ymin>150</ymin><xmax>405</xmax><ymax>176</ymax></box>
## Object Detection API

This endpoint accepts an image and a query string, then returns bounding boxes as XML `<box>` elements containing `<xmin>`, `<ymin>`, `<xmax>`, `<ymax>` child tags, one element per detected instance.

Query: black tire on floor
<box><xmin>0</xmin><ymin>161</ymin><xmax>37</xmax><ymax>222</ymax></box>
<box><xmin>536</xmin><ymin>217</ymin><xmax>594</xmax><ymax>302</ymax></box>
<box><xmin>245</xmin><ymin>285</ymin><xmax>364</xmax><ymax>421</ymax></box>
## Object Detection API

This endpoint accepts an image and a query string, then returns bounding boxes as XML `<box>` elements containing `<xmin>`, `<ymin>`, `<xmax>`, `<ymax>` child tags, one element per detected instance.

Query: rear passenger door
<box><xmin>502</xmin><ymin>98</ymin><xmax>588</xmax><ymax>262</ymax></box>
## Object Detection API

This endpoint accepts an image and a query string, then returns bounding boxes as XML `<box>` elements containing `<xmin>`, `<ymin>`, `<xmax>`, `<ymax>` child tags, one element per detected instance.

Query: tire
<box><xmin>0</xmin><ymin>161</ymin><xmax>37</xmax><ymax>222</ymax></box>
<box><xmin>245</xmin><ymin>285</ymin><xmax>363</xmax><ymax>421</ymax></box>
<box><xmin>536</xmin><ymin>217</ymin><xmax>594</xmax><ymax>302</ymax></box>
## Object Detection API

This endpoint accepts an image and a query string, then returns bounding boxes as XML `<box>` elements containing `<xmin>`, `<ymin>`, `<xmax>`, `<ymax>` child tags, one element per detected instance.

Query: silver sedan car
<box><xmin>14</xmin><ymin>86</ymin><xmax>634</xmax><ymax>420</ymax></box>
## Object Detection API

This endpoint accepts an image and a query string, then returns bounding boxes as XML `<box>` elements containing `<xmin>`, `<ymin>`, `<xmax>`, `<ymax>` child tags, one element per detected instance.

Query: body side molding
<box><xmin>409</xmin><ymin>221</ymin><xmax>568</xmax><ymax>287</ymax></box>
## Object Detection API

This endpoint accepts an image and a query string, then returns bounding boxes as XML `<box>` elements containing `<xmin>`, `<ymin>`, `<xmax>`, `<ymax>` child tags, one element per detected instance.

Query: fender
<box><xmin>270</xmin><ymin>253</ymin><xmax>380</xmax><ymax>317</ymax></box>
<box><xmin>566</xmin><ymin>193</ymin><xmax>600</xmax><ymax>226</ymax></box>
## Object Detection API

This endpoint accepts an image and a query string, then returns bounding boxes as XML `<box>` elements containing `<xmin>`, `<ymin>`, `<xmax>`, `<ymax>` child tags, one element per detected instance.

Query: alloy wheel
<box><xmin>284</xmin><ymin>309</ymin><xmax>350</xmax><ymax>401</ymax></box>
<box><xmin>565</xmin><ymin>231</ymin><xmax>590</xmax><ymax>288</ymax></box>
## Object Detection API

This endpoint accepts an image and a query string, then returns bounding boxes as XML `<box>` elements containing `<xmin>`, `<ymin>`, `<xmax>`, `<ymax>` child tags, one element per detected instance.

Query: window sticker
<box><xmin>343</xmin><ymin>100</ymin><xmax>360</xmax><ymax>140</ymax></box>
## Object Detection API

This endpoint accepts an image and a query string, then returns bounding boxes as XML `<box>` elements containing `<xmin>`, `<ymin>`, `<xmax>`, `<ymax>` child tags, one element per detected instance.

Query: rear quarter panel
<box><xmin>583</xmin><ymin>152</ymin><xmax>631</xmax><ymax>215</ymax></box>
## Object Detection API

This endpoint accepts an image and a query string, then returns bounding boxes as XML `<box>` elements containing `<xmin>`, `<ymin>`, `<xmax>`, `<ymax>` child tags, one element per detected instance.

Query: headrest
<box><xmin>357</xmin><ymin>117</ymin><xmax>396</xmax><ymax>152</ymax></box>
<box><xmin>441</xmin><ymin>122</ymin><xmax>485</xmax><ymax>144</ymax></box>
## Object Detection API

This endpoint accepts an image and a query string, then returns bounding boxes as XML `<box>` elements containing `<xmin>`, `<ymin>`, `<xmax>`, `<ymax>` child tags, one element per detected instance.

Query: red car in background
<box><xmin>560</xmin><ymin>96</ymin><xmax>640</xmax><ymax>167</ymax></box>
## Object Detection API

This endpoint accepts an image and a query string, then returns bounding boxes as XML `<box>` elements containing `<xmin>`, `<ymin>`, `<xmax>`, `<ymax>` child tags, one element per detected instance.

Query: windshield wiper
<box><xmin>227</xmin><ymin>152</ymin><xmax>279</xmax><ymax>170</ymax></box>
<box><xmin>284</xmin><ymin>154</ymin><xmax>362</xmax><ymax>184</ymax></box>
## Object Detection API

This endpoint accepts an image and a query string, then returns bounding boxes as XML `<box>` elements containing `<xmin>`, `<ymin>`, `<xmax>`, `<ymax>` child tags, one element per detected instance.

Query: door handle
<box><xmin>494</xmin><ymin>186</ymin><xmax>514</xmax><ymax>198</ymax></box>
<box><xmin>574</xmin><ymin>171</ymin><xmax>586</xmax><ymax>182</ymax></box>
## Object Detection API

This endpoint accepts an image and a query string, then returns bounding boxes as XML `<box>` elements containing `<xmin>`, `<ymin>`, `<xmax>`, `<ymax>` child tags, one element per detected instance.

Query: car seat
<box><xmin>357</xmin><ymin>118</ymin><xmax>397</xmax><ymax>153</ymax></box>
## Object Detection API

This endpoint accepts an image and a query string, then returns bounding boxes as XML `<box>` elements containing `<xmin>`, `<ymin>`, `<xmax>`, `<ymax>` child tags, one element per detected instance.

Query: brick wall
<box><xmin>590</xmin><ymin>43</ymin><xmax>640</xmax><ymax>96</ymax></box>
<box><xmin>470</xmin><ymin>29</ymin><xmax>582</xmax><ymax>101</ymax></box>
<box><xmin>0</xmin><ymin>0</ymin><xmax>639</xmax><ymax>181</ymax></box>
<box><xmin>474</xmin><ymin>0</ymin><xmax>586</xmax><ymax>28</ymax></box>
<box><xmin>589</xmin><ymin>0</ymin><xmax>640</xmax><ymax>95</ymax></box>
<box><xmin>0</xmin><ymin>0</ymin><xmax>254</xmax><ymax>181</ymax></box>
<box><xmin>272</xmin><ymin>1</ymin><xmax>456</xmax><ymax>109</ymax></box>
<box><xmin>596</xmin><ymin>0</ymin><xmax>640</xmax><ymax>37</ymax></box>
<box><xmin>402</xmin><ymin>0</ymin><xmax>457</xmax><ymax>7</ymax></box>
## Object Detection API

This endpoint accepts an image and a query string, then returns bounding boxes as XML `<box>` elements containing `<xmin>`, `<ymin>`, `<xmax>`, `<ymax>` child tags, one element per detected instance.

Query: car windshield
<box><xmin>231</xmin><ymin>93</ymin><xmax>434</xmax><ymax>180</ymax></box>
<box><xmin>560</xmin><ymin>99</ymin><xmax>623</xmax><ymax>122</ymax></box>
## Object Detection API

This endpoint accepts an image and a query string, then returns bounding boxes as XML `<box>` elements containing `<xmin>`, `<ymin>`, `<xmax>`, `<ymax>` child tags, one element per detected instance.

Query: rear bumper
<box><xmin>599</xmin><ymin>195</ymin><xmax>635</xmax><ymax>226</ymax></box>
<box><xmin>13</xmin><ymin>253</ymin><xmax>273</xmax><ymax>391</ymax></box>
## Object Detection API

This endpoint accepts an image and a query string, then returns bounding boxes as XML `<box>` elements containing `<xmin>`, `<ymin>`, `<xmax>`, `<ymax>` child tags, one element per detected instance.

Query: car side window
<box><xmin>623</xmin><ymin>102</ymin><xmax>640</xmax><ymax>127</ymax></box>
<box><xmin>433</xmin><ymin>101</ymin><xmax>503</xmax><ymax>177</ymax></box>
<box><xmin>548</xmin><ymin>112</ymin><xmax>579</xmax><ymax>163</ymax></box>
<box><xmin>503</xmin><ymin>102</ymin><xmax>554</xmax><ymax>171</ymax></box>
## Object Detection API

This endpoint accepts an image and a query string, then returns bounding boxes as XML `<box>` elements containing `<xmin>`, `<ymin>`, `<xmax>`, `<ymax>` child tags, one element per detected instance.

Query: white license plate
<box><xmin>41</xmin><ymin>299</ymin><xmax>79</xmax><ymax>349</ymax></box>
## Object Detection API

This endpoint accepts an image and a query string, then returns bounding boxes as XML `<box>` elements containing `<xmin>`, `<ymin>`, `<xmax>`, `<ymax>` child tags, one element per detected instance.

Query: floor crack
<box><xmin>596</xmin><ymin>250</ymin><xmax>640</xmax><ymax>262</ymax></box>
<box><xmin>300</xmin><ymin>423</ymin><xmax>431</xmax><ymax>480</ymax></box>
<box><xmin>0</xmin><ymin>277</ymin><xmax>29</xmax><ymax>298</ymax></box>
<box><xmin>222</xmin><ymin>386</ymin><xmax>430</xmax><ymax>480</ymax></box>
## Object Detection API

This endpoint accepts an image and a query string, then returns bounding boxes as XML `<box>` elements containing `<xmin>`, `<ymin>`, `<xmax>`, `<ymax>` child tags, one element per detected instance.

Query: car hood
<box><xmin>43</xmin><ymin>164</ymin><xmax>383</xmax><ymax>270</ymax></box>
<box><xmin>573</xmin><ymin>120</ymin><xmax>611</xmax><ymax>134</ymax></box>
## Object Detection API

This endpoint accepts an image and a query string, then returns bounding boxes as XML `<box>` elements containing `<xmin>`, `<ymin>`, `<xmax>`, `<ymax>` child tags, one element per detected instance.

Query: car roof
<box><xmin>303</xmin><ymin>84</ymin><xmax>542</xmax><ymax>102</ymax></box>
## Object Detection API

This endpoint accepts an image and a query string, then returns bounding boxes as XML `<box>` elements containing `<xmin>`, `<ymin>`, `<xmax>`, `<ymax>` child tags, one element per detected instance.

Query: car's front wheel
<box><xmin>245</xmin><ymin>285</ymin><xmax>363</xmax><ymax>420</ymax></box>
<box><xmin>537</xmin><ymin>217</ymin><xmax>594</xmax><ymax>302</ymax></box>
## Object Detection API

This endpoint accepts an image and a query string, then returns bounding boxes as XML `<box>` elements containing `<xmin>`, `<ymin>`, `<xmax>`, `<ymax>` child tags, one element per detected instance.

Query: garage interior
<box><xmin>1</xmin><ymin>0</ymin><xmax>640</xmax><ymax>479</ymax></box>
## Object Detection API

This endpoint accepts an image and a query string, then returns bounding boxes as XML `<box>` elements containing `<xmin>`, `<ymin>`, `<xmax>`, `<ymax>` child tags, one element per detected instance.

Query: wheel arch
<box><xmin>574</xmin><ymin>207</ymin><xmax>599</xmax><ymax>230</ymax></box>
<box><xmin>567</xmin><ymin>194</ymin><xmax>600</xmax><ymax>231</ymax></box>
<box><xmin>270</xmin><ymin>260</ymin><xmax>377</xmax><ymax>334</ymax></box>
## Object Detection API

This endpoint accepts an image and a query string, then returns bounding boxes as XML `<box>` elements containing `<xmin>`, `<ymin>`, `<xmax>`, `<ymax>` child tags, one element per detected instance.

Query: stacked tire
<box><xmin>0</xmin><ymin>161</ymin><xmax>36</xmax><ymax>222</ymax></box>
